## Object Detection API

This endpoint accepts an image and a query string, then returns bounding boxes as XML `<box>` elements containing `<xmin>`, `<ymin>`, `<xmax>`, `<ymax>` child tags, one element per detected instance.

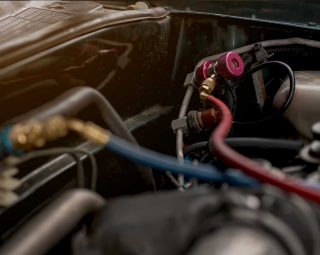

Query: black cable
<box><xmin>184</xmin><ymin>138</ymin><xmax>303</xmax><ymax>155</ymax></box>
<box><xmin>233</xmin><ymin>61</ymin><xmax>295</xmax><ymax>125</ymax></box>
<box><xmin>200</xmin><ymin>152</ymin><xmax>210</xmax><ymax>163</ymax></box>
<box><xmin>224</xmin><ymin>138</ymin><xmax>303</xmax><ymax>152</ymax></box>
<box><xmin>184</xmin><ymin>141</ymin><xmax>208</xmax><ymax>155</ymax></box>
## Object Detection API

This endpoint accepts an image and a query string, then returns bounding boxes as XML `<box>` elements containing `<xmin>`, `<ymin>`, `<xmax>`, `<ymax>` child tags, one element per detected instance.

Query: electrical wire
<box><xmin>207</xmin><ymin>95</ymin><xmax>320</xmax><ymax>203</ymax></box>
<box><xmin>233</xmin><ymin>61</ymin><xmax>295</xmax><ymax>125</ymax></box>
<box><xmin>8</xmin><ymin>148</ymin><xmax>98</xmax><ymax>190</ymax></box>
<box><xmin>7</xmin><ymin>87</ymin><xmax>136</xmax><ymax>143</ymax></box>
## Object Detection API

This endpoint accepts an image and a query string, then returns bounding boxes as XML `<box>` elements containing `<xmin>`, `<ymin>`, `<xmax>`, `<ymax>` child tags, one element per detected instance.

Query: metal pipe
<box><xmin>0</xmin><ymin>189</ymin><xmax>106</xmax><ymax>255</ymax></box>
<box><xmin>170</xmin><ymin>85</ymin><xmax>194</xmax><ymax>189</ymax></box>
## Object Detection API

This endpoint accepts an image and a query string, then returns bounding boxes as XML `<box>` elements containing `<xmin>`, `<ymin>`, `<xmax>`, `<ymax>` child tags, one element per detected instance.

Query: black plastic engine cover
<box><xmin>73</xmin><ymin>187</ymin><xmax>314</xmax><ymax>255</ymax></box>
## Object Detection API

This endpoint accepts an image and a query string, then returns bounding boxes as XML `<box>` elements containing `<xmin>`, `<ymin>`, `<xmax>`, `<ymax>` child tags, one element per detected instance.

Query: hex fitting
<box><xmin>8</xmin><ymin>116</ymin><xmax>110</xmax><ymax>152</ymax></box>
<box><xmin>186</xmin><ymin>109</ymin><xmax>220</xmax><ymax>134</ymax></box>
<box><xmin>199</xmin><ymin>75</ymin><xmax>217</xmax><ymax>104</ymax></box>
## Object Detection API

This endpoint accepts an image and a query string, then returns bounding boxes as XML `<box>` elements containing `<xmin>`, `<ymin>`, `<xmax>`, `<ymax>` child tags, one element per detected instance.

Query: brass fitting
<box><xmin>9</xmin><ymin>116</ymin><xmax>68</xmax><ymax>151</ymax></box>
<box><xmin>67</xmin><ymin>119</ymin><xmax>110</xmax><ymax>145</ymax></box>
<box><xmin>9</xmin><ymin>116</ymin><xmax>110</xmax><ymax>151</ymax></box>
<box><xmin>199</xmin><ymin>74</ymin><xmax>217</xmax><ymax>104</ymax></box>
<box><xmin>200</xmin><ymin>91</ymin><xmax>209</xmax><ymax>105</ymax></box>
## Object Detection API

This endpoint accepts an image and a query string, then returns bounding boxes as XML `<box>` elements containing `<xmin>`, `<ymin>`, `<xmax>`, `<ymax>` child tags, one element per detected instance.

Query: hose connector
<box><xmin>4</xmin><ymin>116</ymin><xmax>110</xmax><ymax>154</ymax></box>
<box><xmin>199</xmin><ymin>74</ymin><xmax>217</xmax><ymax>104</ymax></box>
<box><xmin>195</xmin><ymin>52</ymin><xmax>244</xmax><ymax>86</ymax></box>
<box><xmin>197</xmin><ymin>52</ymin><xmax>244</xmax><ymax>104</ymax></box>
<box><xmin>186</xmin><ymin>109</ymin><xmax>220</xmax><ymax>133</ymax></box>
<box><xmin>9</xmin><ymin>116</ymin><xmax>68</xmax><ymax>151</ymax></box>
<box><xmin>172</xmin><ymin>109</ymin><xmax>220</xmax><ymax>135</ymax></box>
<box><xmin>68</xmin><ymin>119</ymin><xmax>110</xmax><ymax>145</ymax></box>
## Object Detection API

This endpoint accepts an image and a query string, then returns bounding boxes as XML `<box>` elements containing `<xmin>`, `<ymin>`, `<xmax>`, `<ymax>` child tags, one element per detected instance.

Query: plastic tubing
<box><xmin>207</xmin><ymin>95</ymin><xmax>320</xmax><ymax>203</ymax></box>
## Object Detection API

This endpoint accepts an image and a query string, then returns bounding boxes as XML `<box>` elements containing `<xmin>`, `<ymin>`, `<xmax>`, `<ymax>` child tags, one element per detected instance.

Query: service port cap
<box><xmin>195</xmin><ymin>61</ymin><xmax>214</xmax><ymax>85</ymax></box>
<box><xmin>216</xmin><ymin>52</ymin><xmax>244</xmax><ymax>80</ymax></box>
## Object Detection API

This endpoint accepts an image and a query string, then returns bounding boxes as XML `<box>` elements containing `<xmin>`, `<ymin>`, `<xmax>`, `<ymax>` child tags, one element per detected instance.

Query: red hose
<box><xmin>207</xmin><ymin>95</ymin><xmax>320</xmax><ymax>203</ymax></box>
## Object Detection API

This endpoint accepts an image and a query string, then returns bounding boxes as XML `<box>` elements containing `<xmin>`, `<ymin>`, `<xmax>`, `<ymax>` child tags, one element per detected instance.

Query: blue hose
<box><xmin>105</xmin><ymin>135</ymin><xmax>258</xmax><ymax>187</ymax></box>
<box><xmin>0</xmin><ymin>125</ymin><xmax>258</xmax><ymax>187</ymax></box>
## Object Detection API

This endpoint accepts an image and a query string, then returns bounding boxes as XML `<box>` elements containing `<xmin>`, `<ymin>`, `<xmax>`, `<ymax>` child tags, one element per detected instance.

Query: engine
<box><xmin>0</xmin><ymin>1</ymin><xmax>319</xmax><ymax>255</ymax></box>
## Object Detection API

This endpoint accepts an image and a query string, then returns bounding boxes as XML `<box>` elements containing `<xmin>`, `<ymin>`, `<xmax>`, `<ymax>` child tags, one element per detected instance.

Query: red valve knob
<box><xmin>195</xmin><ymin>61</ymin><xmax>214</xmax><ymax>86</ymax></box>
<box><xmin>215</xmin><ymin>52</ymin><xmax>244</xmax><ymax>80</ymax></box>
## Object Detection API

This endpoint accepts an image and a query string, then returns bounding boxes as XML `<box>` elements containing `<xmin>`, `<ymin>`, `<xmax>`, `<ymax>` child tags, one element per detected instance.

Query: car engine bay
<box><xmin>0</xmin><ymin>1</ymin><xmax>320</xmax><ymax>255</ymax></box>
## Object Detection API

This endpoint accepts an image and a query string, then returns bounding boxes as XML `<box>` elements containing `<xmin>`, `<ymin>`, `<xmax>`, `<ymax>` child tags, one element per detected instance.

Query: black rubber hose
<box><xmin>234</xmin><ymin>61</ymin><xmax>295</xmax><ymax>125</ymax></box>
<box><xmin>7</xmin><ymin>86</ymin><xmax>156</xmax><ymax>190</ymax></box>
<box><xmin>225</xmin><ymin>138</ymin><xmax>303</xmax><ymax>152</ymax></box>
<box><xmin>185</xmin><ymin>138</ymin><xmax>303</xmax><ymax>156</ymax></box>
<box><xmin>184</xmin><ymin>141</ymin><xmax>208</xmax><ymax>155</ymax></box>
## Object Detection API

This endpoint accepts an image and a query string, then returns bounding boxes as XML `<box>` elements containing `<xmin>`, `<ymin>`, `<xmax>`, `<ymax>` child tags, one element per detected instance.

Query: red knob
<box><xmin>195</xmin><ymin>61</ymin><xmax>214</xmax><ymax>86</ymax></box>
<box><xmin>216</xmin><ymin>52</ymin><xmax>244</xmax><ymax>80</ymax></box>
